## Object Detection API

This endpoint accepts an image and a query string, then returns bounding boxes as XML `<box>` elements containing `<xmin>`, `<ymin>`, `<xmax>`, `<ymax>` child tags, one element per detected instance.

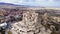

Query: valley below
<box><xmin>0</xmin><ymin>5</ymin><xmax>60</xmax><ymax>34</ymax></box>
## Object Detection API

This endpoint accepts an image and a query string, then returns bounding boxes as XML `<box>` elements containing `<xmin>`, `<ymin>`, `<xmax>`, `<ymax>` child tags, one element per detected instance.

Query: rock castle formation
<box><xmin>11</xmin><ymin>10</ymin><xmax>53</xmax><ymax>34</ymax></box>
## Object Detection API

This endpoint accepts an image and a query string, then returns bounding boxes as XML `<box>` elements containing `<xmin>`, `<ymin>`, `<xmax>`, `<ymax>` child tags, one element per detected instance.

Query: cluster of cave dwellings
<box><xmin>0</xmin><ymin>8</ymin><xmax>25</xmax><ymax>34</ymax></box>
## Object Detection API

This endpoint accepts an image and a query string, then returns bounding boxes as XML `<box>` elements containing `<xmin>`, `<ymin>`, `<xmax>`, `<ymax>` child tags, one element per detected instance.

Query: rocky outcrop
<box><xmin>11</xmin><ymin>10</ymin><xmax>60</xmax><ymax>34</ymax></box>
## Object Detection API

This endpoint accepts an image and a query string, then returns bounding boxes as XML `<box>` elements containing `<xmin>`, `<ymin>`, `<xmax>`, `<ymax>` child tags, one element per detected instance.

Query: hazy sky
<box><xmin>0</xmin><ymin>0</ymin><xmax>60</xmax><ymax>7</ymax></box>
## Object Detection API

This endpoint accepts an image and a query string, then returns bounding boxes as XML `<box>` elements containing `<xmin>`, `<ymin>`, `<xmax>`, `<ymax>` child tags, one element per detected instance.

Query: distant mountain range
<box><xmin>0</xmin><ymin>2</ymin><xmax>42</xmax><ymax>8</ymax></box>
<box><xmin>0</xmin><ymin>2</ymin><xmax>23</xmax><ymax>6</ymax></box>
<box><xmin>0</xmin><ymin>2</ymin><xmax>31</xmax><ymax>8</ymax></box>
<box><xmin>0</xmin><ymin>2</ymin><xmax>59</xmax><ymax>8</ymax></box>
